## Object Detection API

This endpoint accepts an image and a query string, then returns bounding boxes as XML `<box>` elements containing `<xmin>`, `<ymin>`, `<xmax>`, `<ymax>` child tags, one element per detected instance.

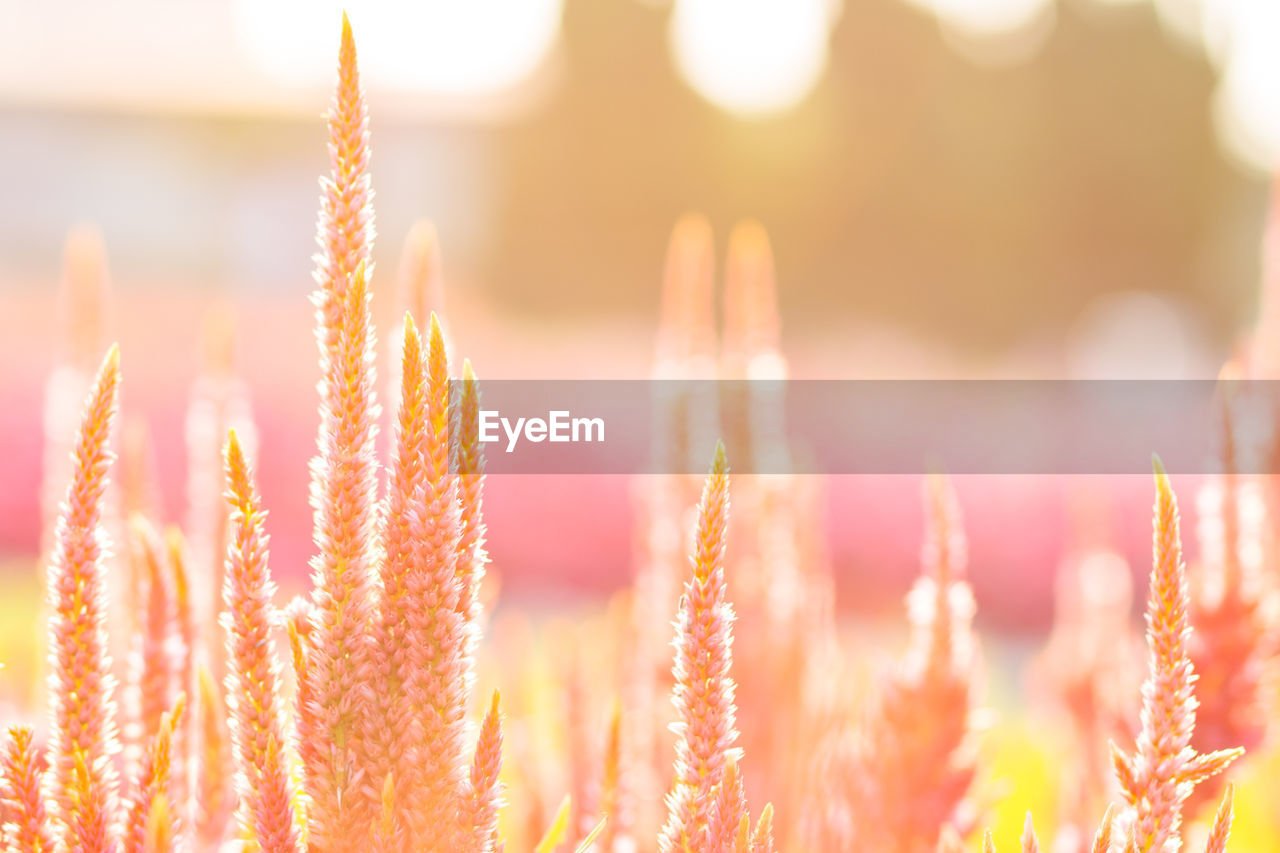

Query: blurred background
<box><xmin>1</xmin><ymin>0</ymin><xmax>1278</xmax><ymax>627</ymax></box>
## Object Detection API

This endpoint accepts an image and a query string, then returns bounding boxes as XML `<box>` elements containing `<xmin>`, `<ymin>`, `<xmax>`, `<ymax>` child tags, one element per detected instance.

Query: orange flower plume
<box><xmin>194</xmin><ymin>664</ymin><xmax>233</xmax><ymax>848</ymax></box>
<box><xmin>851</xmin><ymin>474</ymin><xmax>982</xmax><ymax>853</ymax></box>
<box><xmin>463</xmin><ymin>690</ymin><xmax>506</xmax><ymax>852</ymax></box>
<box><xmin>44</xmin><ymin>344</ymin><xmax>123</xmax><ymax>853</ymax></box>
<box><xmin>1187</xmin><ymin>396</ymin><xmax>1273</xmax><ymax>815</ymax></box>
<box><xmin>396</xmin><ymin>314</ymin><xmax>469</xmax><ymax>849</ymax></box>
<box><xmin>300</xmin><ymin>13</ymin><xmax>382</xmax><ymax>844</ymax></box>
<box><xmin>123</xmin><ymin>696</ymin><xmax>184</xmax><ymax>853</ymax></box>
<box><xmin>221</xmin><ymin>429</ymin><xmax>304</xmax><ymax>853</ymax></box>
<box><xmin>1203</xmin><ymin>786</ymin><xmax>1235</xmax><ymax>853</ymax></box>
<box><xmin>659</xmin><ymin>441</ymin><xmax>743</xmax><ymax>852</ymax></box>
<box><xmin>361</xmin><ymin>313</ymin><xmax>431</xmax><ymax>829</ymax></box>
<box><xmin>1110</xmin><ymin>459</ymin><xmax>1243</xmax><ymax>853</ymax></box>
<box><xmin>122</xmin><ymin>517</ymin><xmax>178</xmax><ymax>784</ymax></box>
<box><xmin>2</xmin><ymin>726</ymin><xmax>57</xmax><ymax>853</ymax></box>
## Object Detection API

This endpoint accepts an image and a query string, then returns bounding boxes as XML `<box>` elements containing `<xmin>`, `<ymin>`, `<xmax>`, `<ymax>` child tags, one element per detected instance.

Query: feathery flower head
<box><xmin>659</xmin><ymin>441</ymin><xmax>740</xmax><ymax>853</ymax></box>
<box><xmin>124</xmin><ymin>516</ymin><xmax>178</xmax><ymax>775</ymax></box>
<box><xmin>1202</xmin><ymin>786</ymin><xmax>1234</xmax><ymax>853</ymax></box>
<box><xmin>222</xmin><ymin>429</ymin><xmax>303</xmax><ymax>853</ymax></box>
<box><xmin>1111</xmin><ymin>458</ymin><xmax>1243</xmax><ymax>853</ymax></box>
<box><xmin>123</xmin><ymin>695</ymin><xmax>184</xmax><ymax>853</ymax></box>
<box><xmin>314</xmin><ymin>10</ymin><xmax>375</xmax><ymax>349</ymax></box>
<box><xmin>45</xmin><ymin>343</ymin><xmax>123</xmax><ymax>853</ymax></box>
<box><xmin>391</xmin><ymin>309</ymin><xmax>471</xmax><ymax>850</ymax></box>
<box><xmin>2</xmin><ymin>726</ymin><xmax>57</xmax><ymax>853</ymax></box>
<box><xmin>463</xmin><ymin>689</ymin><xmax>505</xmax><ymax>851</ymax></box>
<box><xmin>361</xmin><ymin>313</ymin><xmax>428</xmax><ymax>800</ymax></box>
<box><xmin>303</xmin><ymin>249</ymin><xmax>381</xmax><ymax>848</ymax></box>
<box><xmin>194</xmin><ymin>664</ymin><xmax>233</xmax><ymax>848</ymax></box>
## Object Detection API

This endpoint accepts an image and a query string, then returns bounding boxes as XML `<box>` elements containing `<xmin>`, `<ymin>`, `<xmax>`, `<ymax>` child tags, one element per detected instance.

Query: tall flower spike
<box><xmin>123</xmin><ymin>516</ymin><xmax>177</xmax><ymax>784</ymax></box>
<box><xmin>751</xmin><ymin>803</ymin><xmax>775</xmax><ymax>853</ymax></box>
<box><xmin>463</xmin><ymin>689</ymin><xmax>505</xmax><ymax>852</ymax></box>
<box><xmin>362</xmin><ymin>313</ymin><xmax>429</xmax><ymax>815</ymax></box>
<box><xmin>659</xmin><ymin>442</ymin><xmax>739</xmax><ymax>853</ymax></box>
<box><xmin>222</xmin><ymin>430</ymin><xmax>304</xmax><ymax>853</ymax></box>
<box><xmin>45</xmin><ymin>344</ymin><xmax>123</xmax><ymax>853</ymax></box>
<box><xmin>1113</xmin><ymin>458</ymin><xmax>1243</xmax><ymax>853</ymax></box>
<box><xmin>454</xmin><ymin>357</ymin><xmax>489</xmax><ymax>644</ymax></box>
<box><xmin>194</xmin><ymin>664</ymin><xmax>233</xmax><ymax>848</ymax></box>
<box><xmin>1091</xmin><ymin>805</ymin><xmax>1116</xmax><ymax>853</ymax></box>
<box><xmin>165</xmin><ymin>527</ymin><xmax>196</xmax><ymax>829</ymax></box>
<box><xmin>2</xmin><ymin>726</ymin><xmax>57</xmax><ymax>853</ymax></box>
<box><xmin>314</xmin><ymin>10</ymin><xmax>375</xmax><ymax>355</ymax></box>
<box><xmin>1020</xmin><ymin>813</ymin><xmax>1040</xmax><ymax>853</ymax></box>
<box><xmin>854</xmin><ymin>473</ymin><xmax>980</xmax><ymax>853</ymax></box>
<box><xmin>598</xmin><ymin>699</ymin><xmax>623</xmax><ymax>853</ymax></box>
<box><xmin>1202</xmin><ymin>786</ymin><xmax>1234</xmax><ymax>853</ymax></box>
<box><xmin>706</xmin><ymin>756</ymin><xmax>747</xmax><ymax>853</ymax></box>
<box><xmin>303</xmin><ymin>19</ymin><xmax>381</xmax><ymax>841</ymax></box>
<box><xmin>1187</xmin><ymin>393</ymin><xmax>1272</xmax><ymax>815</ymax></box>
<box><xmin>123</xmin><ymin>695</ymin><xmax>184</xmax><ymax>853</ymax></box>
<box><xmin>302</xmin><ymin>254</ymin><xmax>380</xmax><ymax>849</ymax></box>
<box><xmin>397</xmin><ymin>312</ymin><xmax>468</xmax><ymax>850</ymax></box>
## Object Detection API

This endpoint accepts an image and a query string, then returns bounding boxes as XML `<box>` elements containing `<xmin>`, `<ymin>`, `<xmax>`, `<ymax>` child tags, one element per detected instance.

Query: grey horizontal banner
<box><xmin>445</xmin><ymin>380</ymin><xmax>1275</xmax><ymax>475</ymax></box>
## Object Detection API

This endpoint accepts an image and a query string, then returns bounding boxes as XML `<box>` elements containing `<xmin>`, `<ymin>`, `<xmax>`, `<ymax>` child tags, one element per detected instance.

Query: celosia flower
<box><xmin>221</xmin><ymin>429</ymin><xmax>303</xmax><ymax>853</ymax></box>
<box><xmin>659</xmin><ymin>442</ymin><xmax>740</xmax><ymax>853</ymax></box>
<box><xmin>396</xmin><ymin>315</ymin><xmax>469</xmax><ymax>850</ymax></box>
<box><xmin>164</xmin><ymin>527</ymin><xmax>196</xmax><ymax>829</ymax></box>
<box><xmin>44</xmin><ymin>344</ymin><xmax>123</xmax><ymax>853</ymax></box>
<box><xmin>705</xmin><ymin>756</ymin><xmax>747</xmax><ymax>853</ymax></box>
<box><xmin>851</xmin><ymin>474</ymin><xmax>982</xmax><ymax>853</ymax></box>
<box><xmin>124</xmin><ymin>695</ymin><xmax>184</xmax><ymax>853</ymax></box>
<box><xmin>194</xmin><ymin>664</ymin><xmax>233</xmax><ymax>848</ymax></box>
<box><xmin>2</xmin><ymin>726</ymin><xmax>57</xmax><ymax>853</ymax></box>
<box><xmin>1187</xmin><ymin>399</ymin><xmax>1272</xmax><ymax>814</ymax></box>
<box><xmin>123</xmin><ymin>517</ymin><xmax>177</xmax><ymax>783</ymax></box>
<box><xmin>300</xmin><ymin>16</ymin><xmax>382</xmax><ymax>844</ymax></box>
<box><xmin>454</xmin><ymin>357</ymin><xmax>489</xmax><ymax>654</ymax></box>
<box><xmin>1021</xmin><ymin>813</ymin><xmax>1040</xmax><ymax>853</ymax></box>
<box><xmin>751</xmin><ymin>803</ymin><xmax>774</xmax><ymax>853</ymax></box>
<box><xmin>1202</xmin><ymin>786</ymin><xmax>1234</xmax><ymax>853</ymax></box>
<box><xmin>462</xmin><ymin>690</ymin><xmax>505</xmax><ymax>852</ymax></box>
<box><xmin>598</xmin><ymin>699</ymin><xmax>624</xmax><ymax>853</ymax></box>
<box><xmin>301</xmin><ymin>257</ymin><xmax>381</xmax><ymax>848</ymax></box>
<box><xmin>1110</xmin><ymin>459</ymin><xmax>1243</xmax><ymax>853</ymax></box>
<box><xmin>361</xmin><ymin>313</ymin><xmax>430</xmax><ymax>824</ymax></box>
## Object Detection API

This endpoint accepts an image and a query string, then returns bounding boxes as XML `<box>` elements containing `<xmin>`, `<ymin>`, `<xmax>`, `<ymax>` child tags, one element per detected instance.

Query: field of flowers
<box><xmin>3</xmin><ymin>14</ymin><xmax>1280</xmax><ymax>853</ymax></box>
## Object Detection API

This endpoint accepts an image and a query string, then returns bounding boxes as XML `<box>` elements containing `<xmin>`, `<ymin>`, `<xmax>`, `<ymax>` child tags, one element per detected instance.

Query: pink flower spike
<box><xmin>222</xmin><ymin>430</ymin><xmax>304</xmax><ymax>853</ymax></box>
<box><xmin>1202</xmin><ymin>786</ymin><xmax>1234</xmax><ymax>853</ymax></box>
<box><xmin>1115</xmin><ymin>458</ymin><xmax>1243</xmax><ymax>853</ymax></box>
<box><xmin>123</xmin><ymin>695</ymin><xmax>184</xmax><ymax>853</ymax></box>
<box><xmin>44</xmin><ymin>344</ymin><xmax>123</xmax><ymax>853</ymax></box>
<box><xmin>463</xmin><ymin>689</ymin><xmax>505</xmax><ymax>852</ymax></box>
<box><xmin>659</xmin><ymin>442</ymin><xmax>740</xmax><ymax>853</ymax></box>
<box><xmin>2</xmin><ymin>726</ymin><xmax>57</xmax><ymax>853</ymax></box>
<box><xmin>1021</xmin><ymin>812</ymin><xmax>1041</xmax><ymax>853</ymax></box>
